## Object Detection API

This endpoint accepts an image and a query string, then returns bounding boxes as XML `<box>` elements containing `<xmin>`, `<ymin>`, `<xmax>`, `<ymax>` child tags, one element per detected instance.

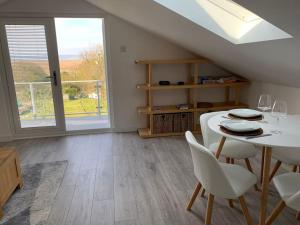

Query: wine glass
<box><xmin>257</xmin><ymin>94</ymin><xmax>272</xmax><ymax>112</ymax></box>
<box><xmin>271</xmin><ymin>100</ymin><xmax>287</xmax><ymax>134</ymax></box>
<box><xmin>257</xmin><ymin>94</ymin><xmax>272</xmax><ymax>121</ymax></box>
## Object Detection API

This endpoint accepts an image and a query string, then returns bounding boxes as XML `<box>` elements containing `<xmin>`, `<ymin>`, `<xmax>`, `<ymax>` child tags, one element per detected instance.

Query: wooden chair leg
<box><xmin>228</xmin><ymin>199</ymin><xmax>234</xmax><ymax>208</ymax></box>
<box><xmin>269</xmin><ymin>160</ymin><xmax>282</xmax><ymax>182</ymax></box>
<box><xmin>186</xmin><ymin>182</ymin><xmax>202</xmax><ymax>210</ymax></box>
<box><xmin>266</xmin><ymin>200</ymin><xmax>286</xmax><ymax>225</ymax></box>
<box><xmin>293</xmin><ymin>165</ymin><xmax>298</xmax><ymax>172</ymax></box>
<box><xmin>239</xmin><ymin>196</ymin><xmax>253</xmax><ymax>225</ymax></box>
<box><xmin>296</xmin><ymin>211</ymin><xmax>300</xmax><ymax>220</ymax></box>
<box><xmin>205</xmin><ymin>194</ymin><xmax>214</xmax><ymax>225</ymax></box>
<box><xmin>244</xmin><ymin>158</ymin><xmax>260</xmax><ymax>191</ymax></box>
<box><xmin>201</xmin><ymin>188</ymin><xmax>206</xmax><ymax>197</ymax></box>
<box><xmin>260</xmin><ymin>147</ymin><xmax>266</xmax><ymax>184</ymax></box>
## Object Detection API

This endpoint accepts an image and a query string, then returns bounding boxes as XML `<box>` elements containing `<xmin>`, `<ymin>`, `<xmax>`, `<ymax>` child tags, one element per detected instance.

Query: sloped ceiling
<box><xmin>86</xmin><ymin>0</ymin><xmax>300</xmax><ymax>87</ymax></box>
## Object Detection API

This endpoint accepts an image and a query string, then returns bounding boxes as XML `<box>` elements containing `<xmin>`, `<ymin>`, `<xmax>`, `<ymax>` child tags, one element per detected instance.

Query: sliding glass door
<box><xmin>0</xmin><ymin>18</ymin><xmax>65</xmax><ymax>136</ymax></box>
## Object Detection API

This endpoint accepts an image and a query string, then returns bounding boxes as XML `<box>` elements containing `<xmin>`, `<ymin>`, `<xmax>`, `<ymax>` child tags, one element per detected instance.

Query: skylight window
<box><xmin>154</xmin><ymin>0</ymin><xmax>292</xmax><ymax>44</ymax></box>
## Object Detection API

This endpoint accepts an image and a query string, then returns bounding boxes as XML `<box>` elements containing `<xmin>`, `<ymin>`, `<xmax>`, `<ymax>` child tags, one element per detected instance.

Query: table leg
<box><xmin>215</xmin><ymin>136</ymin><xmax>226</xmax><ymax>159</ymax></box>
<box><xmin>259</xmin><ymin>147</ymin><xmax>272</xmax><ymax>225</ymax></box>
<box><xmin>260</xmin><ymin>147</ymin><xmax>266</xmax><ymax>184</ymax></box>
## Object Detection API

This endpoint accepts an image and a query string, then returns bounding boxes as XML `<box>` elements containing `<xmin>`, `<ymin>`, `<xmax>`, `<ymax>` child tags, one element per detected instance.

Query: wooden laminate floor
<box><xmin>0</xmin><ymin>133</ymin><xmax>298</xmax><ymax>225</ymax></box>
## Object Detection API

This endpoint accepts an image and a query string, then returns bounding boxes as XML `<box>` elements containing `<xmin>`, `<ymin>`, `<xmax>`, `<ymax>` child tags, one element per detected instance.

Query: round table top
<box><xmin>208</xmin><ymin>112</ymin><xmax>300</xmax><ymax>148</ymax></box>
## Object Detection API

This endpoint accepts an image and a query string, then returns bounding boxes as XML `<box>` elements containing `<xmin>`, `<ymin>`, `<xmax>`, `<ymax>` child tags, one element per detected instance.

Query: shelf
<box><xmin>135</xmin><ymin>57</ymin><xmax>249</xmax><ymax>138</ymax></box>
<box><xmin>135</xmin><ymin>58</ymin><xmax>210</xmax><ymax>65</ymax></box>
<box><xmin>196</xmin><ymin>102</ymin><xmax>248</xmax><ymax>112</ymax></box>
<box><xmin>138</xmin><ymin>128</ymin><xmax>200</xmax><ymax>138</ymax></box>
<box><xmin>136</xmin><ymin>81</ymin><xmax>249</xmax><ymax>90</ymax></box>
<box><xmin>137</xmin><ymin>105</ymin><xmax>194</xmax><ymax>114</ymax></box>
<box><xmin>137</xmin><ymin>102</ymin><xmax>248</xmax><ymax>115</ymax></box>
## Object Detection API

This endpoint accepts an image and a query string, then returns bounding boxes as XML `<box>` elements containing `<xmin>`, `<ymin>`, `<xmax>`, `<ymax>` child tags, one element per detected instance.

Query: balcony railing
<box><xmin>14</xmin><ymin>80</ymin><xmax>106</xmax><ymax>120</ymax></box>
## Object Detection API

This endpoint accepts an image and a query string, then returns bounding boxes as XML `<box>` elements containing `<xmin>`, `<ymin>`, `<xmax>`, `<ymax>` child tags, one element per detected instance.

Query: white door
<box><xmin>0</xmin><ymin>18</ymin><xmax>65</xmax><ymax>137</ymax></box>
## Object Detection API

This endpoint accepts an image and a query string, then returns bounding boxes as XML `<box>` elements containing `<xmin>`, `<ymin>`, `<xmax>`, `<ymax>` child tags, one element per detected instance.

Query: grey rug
<box><xmin>0</xmin><ymin>161</ymin><xmax>68</xmax><ymax>225</ymax></box>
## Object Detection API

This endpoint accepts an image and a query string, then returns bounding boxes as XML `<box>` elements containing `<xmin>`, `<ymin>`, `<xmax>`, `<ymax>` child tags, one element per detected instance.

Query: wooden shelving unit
<box><xmin>136</xmin><ymin>81</ymin><xmax>249</xmax><ymax>90</ymax></box>
<box><xmin>136</xmin><ymin>59</ymin><xmax>250</xmax><ymax>138</ymax></box>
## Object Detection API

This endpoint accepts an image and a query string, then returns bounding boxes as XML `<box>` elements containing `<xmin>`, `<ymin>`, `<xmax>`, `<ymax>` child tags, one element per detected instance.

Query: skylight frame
<box><xmin>207</xmin><ymin>0</ymin><xmax>261</xmax><ymax>23</ymax></box>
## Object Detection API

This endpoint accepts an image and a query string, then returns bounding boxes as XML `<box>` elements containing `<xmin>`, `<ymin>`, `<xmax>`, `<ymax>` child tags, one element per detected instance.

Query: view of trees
<box><xmin>13</xmin><ymin>45</ymin><xmax>108</xmax><ymax>119</ymax></box>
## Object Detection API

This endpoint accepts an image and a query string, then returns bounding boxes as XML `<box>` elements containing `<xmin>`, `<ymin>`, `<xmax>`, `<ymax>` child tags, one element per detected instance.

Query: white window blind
<box><xmin>5</xmin><ymin>24</ymin><xmax>49</xmax><ymax>61</ymax></box>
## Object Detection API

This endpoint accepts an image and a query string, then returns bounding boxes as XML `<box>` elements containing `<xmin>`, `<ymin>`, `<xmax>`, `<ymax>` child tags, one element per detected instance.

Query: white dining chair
<box><xmin>200</xmin><ymin>111</ymin><xmax>259</xmax><ymax>191</ymax></box>
<box><xmin>266</xmin><ymin>173</ymin><xmax>300</xmax><ymax>225</ymax></box>
<box><xmin>185</xmin><ymin>131</ymin><xmax>257</xmax><ymax>225</ymax></box>
<box><xmin>269</xmin><ymin>147</ymin><xmax>300</xmax><ymax>181</ymax></box>
<box><xmin>268</xmin><ymin>148</ymin><xmax>300</xmax><ymax>219</ymax></box>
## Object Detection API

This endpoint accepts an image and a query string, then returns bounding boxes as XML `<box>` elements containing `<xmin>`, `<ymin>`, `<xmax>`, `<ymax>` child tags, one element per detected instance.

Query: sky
<box><xmin>55</xmin><ymin>18</ymin><xmax>104</xmax><ymax>59</ymax></box>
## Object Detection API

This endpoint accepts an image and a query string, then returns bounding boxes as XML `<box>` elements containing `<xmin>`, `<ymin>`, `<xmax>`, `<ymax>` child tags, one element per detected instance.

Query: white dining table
<box><xmin>208</xmin><ymin>112</ymin><xmax>300</xmax><ymax>225</ymax></box>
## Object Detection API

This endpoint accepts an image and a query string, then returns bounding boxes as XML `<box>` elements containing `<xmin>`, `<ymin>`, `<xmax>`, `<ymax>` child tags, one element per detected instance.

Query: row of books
<box><xmin>153</xmin><ymin>113</ymin><xmax>193</xmax><ymax>134</ymax></box>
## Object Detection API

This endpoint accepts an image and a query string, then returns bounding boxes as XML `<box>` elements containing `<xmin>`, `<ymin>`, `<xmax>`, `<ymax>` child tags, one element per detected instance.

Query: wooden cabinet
<box><xmin>0</xmin><ymin>149</ymin><xmax>23</xmax><ymax>218</ymax></box>
<box><xmin>135</xmin><ymin>58</ymin><xmax>249</xmax><ymax>138</ymax></box>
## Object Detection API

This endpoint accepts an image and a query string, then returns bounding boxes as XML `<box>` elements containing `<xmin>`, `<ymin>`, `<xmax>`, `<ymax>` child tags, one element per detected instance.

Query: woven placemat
<box><xmin>220</xmin><ymin>126</ymin><xmax>263</xmax><ymax>136</ymax></box>
<box><xmin>228</xmin><ymin>113</ymin><xmax>263</xmax><ymax>121</ymax></box>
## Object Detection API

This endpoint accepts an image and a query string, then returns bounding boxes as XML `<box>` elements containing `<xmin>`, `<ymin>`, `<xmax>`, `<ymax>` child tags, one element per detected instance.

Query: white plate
<box><xmin>220</xmin><ymin>120</ymin><xmax>261</xmax><ymax>132</ymax></box>
<box><xmin>229</xmin><ymin>108</ymin><xmax>262</xmax><ymax>118</ymax></box>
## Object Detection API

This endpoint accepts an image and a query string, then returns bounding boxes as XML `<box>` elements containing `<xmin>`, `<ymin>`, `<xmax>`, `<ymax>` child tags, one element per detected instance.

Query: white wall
<box><xmin>0</xmin><ymin>0</ymin><xmax>240</xmax><ymax>139</ymax></box>
<box><xmin>86</xmin><ymin>0</ymin><xmax>300</xmax><ymax>88</ymax></box>
<box><xmin>245</xmin><ymin>81</ymin><xmax>300</xmax><ymax>114</ymax></box>
<box><xmin>0</xmin><ymin>62</ymin><xmax>13</xmax><ymax>140</ymax></box>
<box><xmin>107</xmin><ymin>15</ymin><xmax>233</xmax><ymax>131</ymax></box>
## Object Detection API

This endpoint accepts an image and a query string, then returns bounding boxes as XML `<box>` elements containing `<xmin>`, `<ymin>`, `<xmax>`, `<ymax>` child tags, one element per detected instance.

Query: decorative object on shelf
<box><xmin>159</xmin><ymin>81</ymin><xmax>170</xmax><ymax>85</ymax></box>
<box><xmin>219</xmin><ymin>76</ymin><xmax>239</xmax><ymax>83</ymax></box>
<box><xmin>198</xmin><ymin>76</ymin><xmax>215</xmax><ymax>84</ymax></box>
<box><xmin>197</xmin><ymin>102</ymin><xmax>214</xmax><ymax>108</ymax></box>
<box><xmin>135</xmin><ymin>58</ymin><xmax>250</xmax><ymax>138</ymax></box>
<box><xmin>176</xmin><ymin>104</ymin><xmax>191</xmax><ymax>110</ymax></box>
<box><xmin>198</xmin><ymin>75</ymin><xmax>241</xmax><ymax>84</ymax></box>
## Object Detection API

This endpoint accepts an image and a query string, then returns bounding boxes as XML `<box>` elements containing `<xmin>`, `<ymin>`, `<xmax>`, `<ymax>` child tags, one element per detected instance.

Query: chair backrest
<box><xmin>185</xmin><ymin>131</ymin><xmax>235</xmax><ymax>198</ymax></box>
<box><xmin>286</xmin><ymin>190</ymin><xmax>300</xmax><ymax>211</ymax></box>
<box><xmin>200</xmin><ymin>111</ymin><xmax>224</xmax><ymax>147</ymax></box>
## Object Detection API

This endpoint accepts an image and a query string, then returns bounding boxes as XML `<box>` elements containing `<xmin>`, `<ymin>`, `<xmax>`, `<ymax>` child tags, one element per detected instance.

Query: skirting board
<box><xmin>0</xmin><ymin>135</ymin><xmax>13</xmax><ymax>142</ymax></box>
